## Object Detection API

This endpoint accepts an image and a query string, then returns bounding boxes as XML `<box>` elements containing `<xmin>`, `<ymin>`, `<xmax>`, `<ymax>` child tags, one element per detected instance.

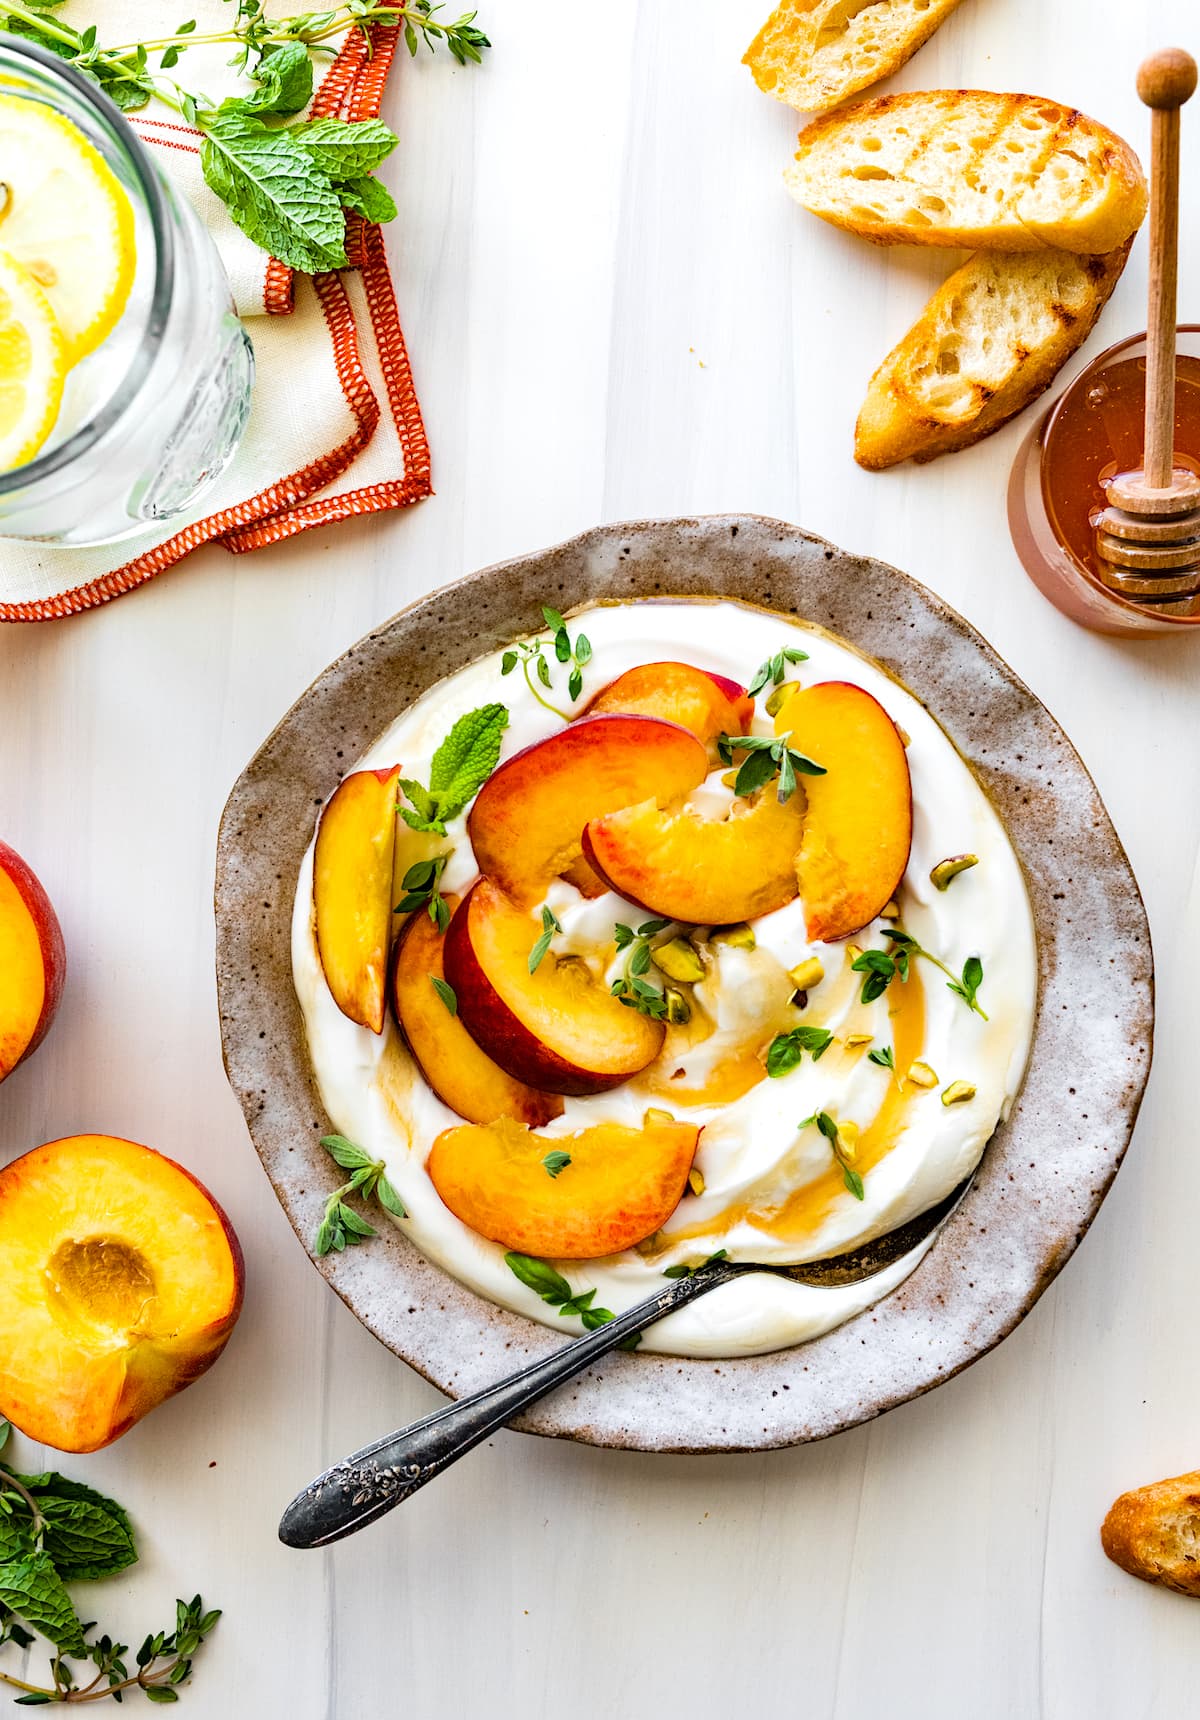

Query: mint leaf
<box><xmin>0</xmin><ymin>1551</ymin><xmax>85</xmax><ymax>1655</ymax></box>
<box><xmin>338</xmin><ymin>174</ymin><xmax>398</xmax><ymax>223</ymax></box>
<box><xmin>292</xmin><ymin>116</ymin><xmax>398</xmax><ymax>180</ymax></box>
<box><xmin>0</xmin><ymin>1516</ymin><xmax>34</xmax><ymax>1564</ymax></box>
<box><xmin>13</xmin><ymin>1475</ymin><xmax>136</xmax><ymax>1582</ymax></box>
<box><xmin>200</xmin><ymin>106</ymin><xmax>347</xmax><ymax>273</ymax></box>
<box><xmin>241</xmin><ymin>41</ymin><xmax>313</xmax><ymax>114</ymax></box>
<box><xmin>505</xmin><ymin>1252</ymin><xmax>573</xmax><ymax>1304</ymax></box>
<box><xmin>427</xmin><ymin>703</ymin><xmax>509</xmax><ymax>819</ymax></box>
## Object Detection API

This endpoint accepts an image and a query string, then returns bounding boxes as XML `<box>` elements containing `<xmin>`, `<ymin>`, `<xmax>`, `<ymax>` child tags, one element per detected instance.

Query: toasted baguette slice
<box><xmin>855</xmin><ymin>244</ymin><xmax>1130</xmax><ymax>468</ymax></box>
<box><xmin>786</xmin><ymin>90</ymin><xmax>1146</xmax><ymax>253</ymax></box>
<box><xmin>745</xmin><ymin>0</ymin><xmax>968</xmax><ymax>115</ymax></box>
<box><xmin>1102</xmin><ymin>1472</ymin><xmax>1200</xmax><ymax>1598</ymax></box>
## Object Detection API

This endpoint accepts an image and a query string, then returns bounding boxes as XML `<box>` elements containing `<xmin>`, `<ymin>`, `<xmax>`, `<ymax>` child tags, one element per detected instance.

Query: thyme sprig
<box><xmin>765</xmin><ymin>1024</ymin><xmax>833</xmax><ymax>1078</ymax></box>
<box><xmin>851</xmin><ymin>929</ymin><xmax>988</xmax><ymax>1019</ymax></box>
<box><xmin>799</xmin><ymin>1112</ymin><xmax>864</xmax><ymax>1201</ymax></box>
<box><xmin>395</xmin><ymin>855</ymin><xmax>450</xmax><ymax>934</ymax></box>
<box><xmin>314</xmin><ymin>1134</ymin><xmax>405</xmax><ymax>1255</ymax></box>
<box><xmin>717</xmin><ymin>731</ymin><xmax>825</xmax><ymax>803</ymax></box>
<box><xmin>610</xmin><ymin>919</ymin><xmax>672</xmax><ymax>1019</ymax></box>
<box><xmin>501</xmin><ymin>607</ymin><xmax>592</xmax><ymax>721</ymax></box>
<box><xmin>747</xmin><ymin>646</ymin><xmax>809</xmax><ymax>699</ymax></box>
<box><xmin>504</xmin><ymin>1253</ymin><xmax>640</xmax><ymax>1349</ymax></box>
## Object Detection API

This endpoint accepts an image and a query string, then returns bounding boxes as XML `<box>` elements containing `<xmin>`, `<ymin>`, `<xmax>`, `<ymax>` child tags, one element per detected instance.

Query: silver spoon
<box><xmin>279</xmin><ymin>1174</ymin><xmax>973</xmax><ymax>1548</ymax></box>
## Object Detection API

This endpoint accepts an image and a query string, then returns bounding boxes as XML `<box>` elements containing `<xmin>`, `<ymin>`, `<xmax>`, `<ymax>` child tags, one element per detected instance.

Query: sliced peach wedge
<box><xmin>444</xmin><ymin>878</ymin><xmax>665</xmax><ymax>1095</ymax></box>
<box><xmin>313</xmin><ymin>765</ymin><xmax>401</xmax><ymax>1033</ymax></box>
<box><xmin>0</xmin><ymin>840</ymin><xmax>66</xmax><ymax>1084</ymax></box>
<box><xmin>582</xmin><ymin>787</ymin><xmax>806</xmax><ymax>925</ymax></box>
<box><xmin>391</xmin><ymin>894</ymin><xmax>563</xmax><ymax>1127</ymax></box>
<box><xmin>467</xmin><ymin>714</ymin><xmax>707</xmax><ymax>908</ymax></box>
<box><xmin>428</xmin><ymin>1115</ymin><xmax>700</xmax><ymax>1257</ymax></box>
<box><xmin>773</xmin><ymin>681</ymin><xmax>912</xmax><ymax>942</ymax></box>
<box><xmin>582</xmin><ymin>662</ymin><xmax>754</xmax><ymax>755</ymax></box>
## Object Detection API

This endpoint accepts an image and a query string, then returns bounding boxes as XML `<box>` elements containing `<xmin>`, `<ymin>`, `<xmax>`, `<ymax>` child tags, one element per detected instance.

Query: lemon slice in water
<box><xmin>0</xmin><ymin>249</ymin><xmax>67</xmax><ymax>472</ymax></box>
<box><xmin>0</xmin><ymin>93</ymin><xmax>136</xmax><ymax>363</ymax></box>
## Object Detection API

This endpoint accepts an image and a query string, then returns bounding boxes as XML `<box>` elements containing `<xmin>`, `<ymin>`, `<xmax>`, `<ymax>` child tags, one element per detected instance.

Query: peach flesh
<box><xmin>0</xmin><ymin>841</ymin><xmax>66</xmax><ymax>1081</ymax></box>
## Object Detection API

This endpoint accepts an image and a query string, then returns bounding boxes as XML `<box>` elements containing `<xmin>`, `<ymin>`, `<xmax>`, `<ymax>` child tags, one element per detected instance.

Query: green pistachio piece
<box><xmin>930</xmin><ymin>854</ymin><xmax>979</xmax><ymax>892</ymax></box>
<box><xmin>905</xmin><ymin>1060</ymin><xmax>938</xmax><ymax>1089</ymax></box>
<box><xmin>711</xmin><ymin>923</ymin><xmax>756</xmax><ymax>951</ymax></box>
<box><xmin>664</xmin><ymin>985</ymin><xmax>691</xmax><ymax>1024</ymax></box>
<box><xmin>788</xmin><ymin>956</ymin><xmax>825</xmax><ymax>994</ymax></box>
<box><xmin>764</xmin><ymin>680</ymin><xmax>800</xmax><ymax>718</ymax></box>
<box><xmin>652</xmin><ymin>937</ymin><xmax>706</xmax><ymax>984</ymax></box>
<box><xmin>941</xmin><ymin>1080</ymin><xmax>976</xmax><ymax>1107</ymax></box>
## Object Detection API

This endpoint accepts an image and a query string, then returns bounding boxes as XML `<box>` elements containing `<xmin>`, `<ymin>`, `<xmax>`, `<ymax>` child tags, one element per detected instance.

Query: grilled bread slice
<box><xmin>744</xmin><ymin>0</ymin><xmax>968</xmax><ymax>115</ymax></box>
<box><xmin>854</xmin><ymin>244</ymin><xmax>1130</xmax><ymax>468</ymax></box>
<box><xmin>1102</xmin><ymin>1472</ymin><xmax>1200</xmax><ymax>1598</ymax></box>
<box><xmin>786</xmin><ymin>90</ymin><xmax>1146</xmax><ymax>253</ymax></box>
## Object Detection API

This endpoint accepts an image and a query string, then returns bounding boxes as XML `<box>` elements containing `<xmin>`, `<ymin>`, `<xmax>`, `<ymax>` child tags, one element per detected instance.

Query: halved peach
<box><xmin>582</xmin><ymin>788</ymin><xmax>805</xmax><ymax>924</ymax></box>
<box><xmin>314</xmin><ymin>765</ymin><xmax>401</xmax><ymax>1033</ymax></box>
<box><xmin>391</xmin><ymin>894</ymin><xmax>563</xmax><ymax>1127</ymax></box>
<box><xmin>444</xmin><ymin>878</ymin><xmax>664</xmax><ymax>1095</ymax></box>
<box><xmin>467</xmin><ymin>715</ymin><xmax>708</xmax><ymax>907</ymax></box>
<box><xmin>0</xmin><ymin>841</ymin><xmax>66</xmax><ymax>1084</ymax></box>
<box><xmin>0</xmin><ymin>1136</ymin><xmax>244</xmax><ymax>1453</ymax></box>
<box><xmin>773</xmin><ymin>681</ymin><xmax>912</xmax><ymax>942</ymax></box>
<box><xmin>428</xmin><ymin>1116</ymin><xmax>700</xmax><ymax>1256</ymax></box>
<box><xmin>582</xmin><ymin>662</ymin><xmax>754</xmax><ymax>754</ymax></box>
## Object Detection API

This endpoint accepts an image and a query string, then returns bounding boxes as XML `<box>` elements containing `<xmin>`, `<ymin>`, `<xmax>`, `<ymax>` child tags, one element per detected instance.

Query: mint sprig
<box><xmin>395</xmin><ymin>855</ymin><xmax>450</xmax><ymax>934</ymax></box>
<box><xmin>399</xmin><ymin>703</ymin><xmax>509</xmax><ymax>836</ymax></box>
<box><xmin>314</xmin><ymin>1134</ymin><xmax>405</xmax><ymax>1255</ymax></box>
<box><xmin>504</xmin><ymin>1253</ymin><xmax>640</xmax><ymax>1349</ymax></box>
<box><xmin>0</xmin><ymin>1425</ymin><xmax>219</xmax><ymax>1705</ymax></box>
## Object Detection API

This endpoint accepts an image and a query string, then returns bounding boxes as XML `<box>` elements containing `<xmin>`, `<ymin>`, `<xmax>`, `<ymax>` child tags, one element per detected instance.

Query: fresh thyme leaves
<box><xmin>800</xmin><ymin>1112</ymin><xmax>864</xmax><ymax>1201</ymax></box>
<box><xmin>610</xmin><ymin>919</ymin><xmax>673</xmax><ymax>1018</ymax></box>
<box><xmin>716</xmin><ymin>732</ymin><xmax>825</xmax><ymax>803</ymax></box>
<box><xmin>500</xmin><ymin>607</ymin><xmax>593</xmax><ymax>719</ymax></box>
<box><xmin>662</xmin><ymin>1249</ymin><xmax>728</xmax><ymax>1279</ymax></box>
<box><xmin>399</xmin><ymin>704</ymin><xmax>509</xmax><ymax>835</ymax></box>
<box><xmin>528</xmin><ymin>906</ymin><xmax>562</xmax><ymax>975</ymax></box>
<box><xmin>396</xmin><ymin>855</ymin><xmax>450</xmax><ymax>934</ymax></box>
<box><xmin>851</xmin><ymin>930</ymin><xmax>988</xmax><ymax>1020</ymax></box>
<box><xmin>314</xmin><ymin>1134</ymin><xmax>405</xmax><ymax>1255</ymax></box>
<box><xmin>867</xmin><ymin>1044</ymin><xmax>895</xmax><ymax>1070</ymax></box>
<box><xmin>541</xmin><ymin>1151</ymin><xmax>571</xmax><ymax>1179</ymax></box>
<box><xmin>429</xmin><ymin>975</ymin><xmax>457</xmax><ymax>1015</ymax></box>
<box><xmin>0</xmin><ymin>1427</ymin><xmax>219</xmax><ymax>1706</ymax></box>
<box><xmin>765</xmin><ymin>1025</ymin><xmax>833</xmax><ymax>1078</ymax></box>
<box><xmin>503</xmin><ymin>1253</ymin><xmax>640</xmax><ymax>1349</ymax></box>
<box><xmin>0</xmin><ymin>1</ymin><xmax>489</xmax><ymax>272</ymax></box>
<box><xmin>747</xmin><ymin>646</ymin><xmax>810</xmax><ymax>700</ymax></box>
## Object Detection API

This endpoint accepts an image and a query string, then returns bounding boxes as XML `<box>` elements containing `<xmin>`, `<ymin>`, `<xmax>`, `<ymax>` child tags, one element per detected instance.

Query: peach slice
<box><xmin>467</xmin><ymin>715</ymin><xmax>708</xmax><ymax>907</ymax></box>
<box><xmin>0</xmin><ymin>1135</ymin><xmax>244</xmax><ymax>1453</ymax></box>
<box><xmin>428</xmin><ymin>1116</ymin><xmax>700</xmax><ymax>1257</ymax></box>
<box><xmin>314</xmin><ymin>765</ymin><xmax>401</xmax><ymax>1033</ymax></box>
<box><xmin>0</xmin><ymin>841</ymin><xmax>66</xmax><ymax>1083</ymax></box>
<box><xmin>582</xmin><ymin>788</ymin><xmax>805</xmax><ymax>924</ymax></box>
<box><xmin>774</xmin><ymin>681</ymin><xmax>912</xmax><ymax>942</ymax></box>
<box><xmin>391</xmin><ymin>894</ymin><xmax>563</xmax><ymax>1127</ymax></box>
<box><xmin>582</xmin><ymin>662</ymin><xmax>754</xmax><ymax>753</ymax></box>
<box><xmin>443</xmin><ymin>878</ymin><xmax>664</xmax><ymax>1095</ymax></box>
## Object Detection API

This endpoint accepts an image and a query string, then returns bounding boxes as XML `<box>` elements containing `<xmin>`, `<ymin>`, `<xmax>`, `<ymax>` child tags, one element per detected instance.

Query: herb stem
<box><xmin>0</xmin><ymin>1468</ymin><xmax>45</xmax><ymax>1539</ymax></box>
<box><xmin>521</xmin><ymin>654</ymin><xmax>571</xmax><ymax>722</ymax></box>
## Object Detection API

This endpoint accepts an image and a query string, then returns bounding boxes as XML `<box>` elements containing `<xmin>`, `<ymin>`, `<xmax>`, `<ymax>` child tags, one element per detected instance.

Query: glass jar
<box><xmin>0</xmin><ymin>35</ymin><xmax>254</xmax><ymax>546</ymax></box>
<box><xmin>1008</xmin><ymin>327</ymin><xmax>1200</xmax><ymax>638</ymax></box>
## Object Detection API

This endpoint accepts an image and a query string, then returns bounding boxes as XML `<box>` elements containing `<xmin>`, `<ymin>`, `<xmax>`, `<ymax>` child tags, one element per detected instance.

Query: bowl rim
<box><xmin>215</xmin><ymin>513</ymin><xmax>1154</xmax><ymax>1453</ymax></box>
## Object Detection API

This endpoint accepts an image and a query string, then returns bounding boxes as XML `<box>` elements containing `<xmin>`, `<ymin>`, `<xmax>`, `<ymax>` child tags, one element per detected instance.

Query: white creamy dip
<box><xmin>292</xmin><ymin>599</ymin><xmax>1037</xmax><ymax>1358</ymax></box>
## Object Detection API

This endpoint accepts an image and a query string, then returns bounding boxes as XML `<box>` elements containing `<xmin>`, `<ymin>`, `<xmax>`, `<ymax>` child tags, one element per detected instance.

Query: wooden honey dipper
<box><xmin>1095</xmin><ymin>47</ymin><xmax>1200</xmax><ymax>602</ymax></box>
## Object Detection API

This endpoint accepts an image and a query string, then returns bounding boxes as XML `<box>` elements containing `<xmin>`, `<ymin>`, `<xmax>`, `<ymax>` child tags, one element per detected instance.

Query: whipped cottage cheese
<box><xmin>292</xmin><ymin>599</ymin><xmax>1037</xmax><ymax>1358</ymax></box>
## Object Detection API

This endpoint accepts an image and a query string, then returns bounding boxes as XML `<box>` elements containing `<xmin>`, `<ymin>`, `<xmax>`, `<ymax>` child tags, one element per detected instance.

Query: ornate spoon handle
<box><xmin>279</xmin><ymin>1262</ymin><xmax>740</xmax><ymax>1548</ymax></box>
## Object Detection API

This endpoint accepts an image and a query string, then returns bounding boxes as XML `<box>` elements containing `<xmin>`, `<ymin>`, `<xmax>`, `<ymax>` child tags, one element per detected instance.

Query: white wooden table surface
<box><xmin>2</xmin><ymin>2</ymin><xmax>1199</xmax><ymax>1714</ymax></box>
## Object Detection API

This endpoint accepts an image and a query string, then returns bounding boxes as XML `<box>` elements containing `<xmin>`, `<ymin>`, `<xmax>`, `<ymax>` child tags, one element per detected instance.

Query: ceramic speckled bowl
<box><xmin>214</xmin><ymin>515</ymin><xmax>1153</xmax><ymax>1453</ymax></box>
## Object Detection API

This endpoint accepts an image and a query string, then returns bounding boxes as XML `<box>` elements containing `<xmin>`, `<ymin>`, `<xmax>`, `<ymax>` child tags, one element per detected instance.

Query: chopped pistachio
<box><xmin>721</xmin><ymin>769</ymin><xmax>740</xmax><ymax>789</ymax></box>
<box><xmin>764</xmin><ymin>680</ymin><xmax>800</xmax><ymax>718</ymax></box>
<box><xmin>906</xmin><ymin>1060</ymin><xmax>938</xmax><ymax>1089</ymax></box>
<box><xmin>664</xmin><ymin>985</ymin><xmax>691</xmax><ymax>1025</ymax></box>
<box><xmin>652</xmin><ymin>937</ymin><xmax>706</xmax><ymax>984</ymax></box>
<box><xmin>930</xmin><ymin>854</ymin><xmax>980</xmax><ymax>892</ymax></box>
<box><xmin>843</xmin><ymin>1032</ymin><xmax>873</xmax><ymax>1049</ymax></box>
<box><xmin>634</xmin><ymin>1232</ymin><xmax>661</xmax><ymax>1258</ymax></box>
<box><xmin>687</xmin><ymin>1166</ymin><xmax>706</xmax><ymax>1196</ymax></box>
<box><xmin>879</xmin><ymin>899</ymin><xmax>900</xmax><ymax>920</ymax></box>
<box><xmin>712</xmin><ymin>922</ymin><xmax>756</xmax><ymax>951</ymax></box>
<box><xmin>789</xmin><ymin>956</ymin><xmax>825</xmax><ymax>994</ymax></box>
<box><xmin>896</xmin><ymin>725</ymin><xmax>911</xmax><ymax>747</ymax></box>
<box><xmin>941</xmin><ymin>1080</ymin><xmax>976</xmax><ymax>1107</ymax></box>
<box><xmin>644</xmin><ymin>1107</ymin><xmax>675</xmax><ymax>1125</ymax></box>
<box><xmin>836</xmin><ymin>1120</ymin><xmax>860</xmax><ymax>1162</ymax></box>
<box><xmin>846</xmin><ymin>944</ymin><xmax>863</xmax><ymax>964</ymax></box>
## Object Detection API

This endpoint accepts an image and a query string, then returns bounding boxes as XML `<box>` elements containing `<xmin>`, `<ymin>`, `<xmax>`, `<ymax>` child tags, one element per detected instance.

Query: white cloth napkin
<box><xmin>0</xmin><ymin>4</ymin><xmax>430</xmax><ymax>621</ymax></box>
